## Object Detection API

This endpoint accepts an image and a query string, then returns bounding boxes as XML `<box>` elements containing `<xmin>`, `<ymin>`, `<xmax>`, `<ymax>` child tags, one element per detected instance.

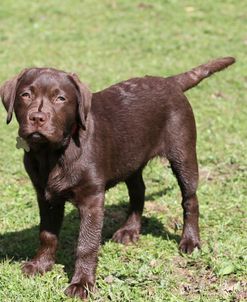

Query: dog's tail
<box><xmin>172</xmin><ymin>57</ymin><xmax>235</xmax><ymax>92</ymax></box>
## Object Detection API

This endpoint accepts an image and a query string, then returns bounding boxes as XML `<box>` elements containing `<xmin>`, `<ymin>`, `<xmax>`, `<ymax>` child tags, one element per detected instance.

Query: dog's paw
<box><xmin>65</xmin><ymin>282</ymin><xmax>93</xmax><ymax>300</ymax></box>
<box><xmin>21</xmin><ymin>259</ymin><xmax>54</xmax><ymax>276</ymax></box>
<box><xmin>112</xmin><ymin>228</ymin><xmax>140</xmax><ymax>245</ymax></box>
<box><xmin>179</xmin><ymin>238</ymin><xmax>201</xmax><ymax>254</ymax></box>
<box><xmin>22</xmin><ymin>261</ymin><xmax>42</xmax><ymax>276</ymax></box>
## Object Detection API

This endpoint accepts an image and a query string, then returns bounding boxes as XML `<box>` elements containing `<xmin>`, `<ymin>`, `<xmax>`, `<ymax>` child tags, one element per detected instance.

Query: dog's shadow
<box><xmin>0</xmin><ymin>201</ymin><xmax>180</xmax><ymax>278</ymax></box>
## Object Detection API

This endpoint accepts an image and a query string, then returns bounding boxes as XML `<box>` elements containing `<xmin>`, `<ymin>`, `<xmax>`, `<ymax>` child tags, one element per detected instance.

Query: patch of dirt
<box><xmin>236</xmin><ymin>288</ymin><xmax>247</xmax><ymax>301</ymax></box>
<box><xmin>199</xmin><ymin>167</ymin><xmax>216</xmax><ymax>182</ymax></box>
<box><xmin>177</xmin><ymin>264</ymin><xmax>217</xmax><ymax>297</ymax></box>
<box><xmin>174</xmin><ymin>257</ymin><xmax>218</xmax><ymax>299</ymax></box>
<box><xmin>145</xmin><ymin>201</ymin><xmax>168</xmax><ymax>214</ymax></box>
<box><xmin>199</xmin><ymin>163</ymin><xmax>244</xmax><ymax>182</ymax></box>
<box><xmin>220</xmin><ymin>279</ymin><xmax>247</xmax><ymax>301</ymax></box>
<box><xmin>172</xmin><ymin>256</ymin><xmax>247</xmax><ymax>301</ymax></box>
<box><xmin>16</xmin><ymin>177</ymin><xmax>30</xmax><ymax>185</ymax></box>
<box><xmin>211</xmin><ymin>91</ymin><xmax>229</xmax><ymax>99</ymax></box>
<box><xmin>137</xmin><ymin>3</ymin><xmax>154</xmax><ymax>10</ymax></box>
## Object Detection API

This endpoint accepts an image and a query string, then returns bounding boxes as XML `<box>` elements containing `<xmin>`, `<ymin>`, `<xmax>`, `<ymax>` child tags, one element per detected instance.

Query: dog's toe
<box><xmin>112</xmin><ymin>228</ymin><xmax>140</xmax><ymax>245</ymax></box>
<box><xmin>179</xmin><ymin>238</ymin><xmax>201</xmax><ymax>254</ymax></box>
<box><xmin>21</xmin><ymin>259</ymin><xmax>54</xmax><ymax>276</ymax></box>
<box><xmin>22</xmin><ymin>261</ymin><xmax>40</xmax><ymax>276</ymax></box>
<box><xmin>65</xmin><ymin>282</ymin><xmax>93</xmax><ymax>300</ymax></box>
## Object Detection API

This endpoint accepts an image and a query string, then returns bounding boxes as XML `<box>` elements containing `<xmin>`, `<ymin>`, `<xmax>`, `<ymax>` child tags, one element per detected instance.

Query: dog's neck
<box><xmin>24</xmin><ymin>123</ymin><xmax>93</xmax><ymax>202</ymax></box>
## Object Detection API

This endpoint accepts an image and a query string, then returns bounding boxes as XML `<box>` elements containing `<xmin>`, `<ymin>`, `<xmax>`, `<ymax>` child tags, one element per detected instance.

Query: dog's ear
<box><xmin>0</xmin><ymin>69</ymin><xmax>28</xmax><ymax>124</ymax></box>
<box><xmin>68</xmin><ymin>73</ymin><xmax>92</xmax><ymax>130</ymax></box>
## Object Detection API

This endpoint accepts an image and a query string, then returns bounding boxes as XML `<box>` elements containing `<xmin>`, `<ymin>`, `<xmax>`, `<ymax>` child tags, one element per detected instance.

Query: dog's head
<box><xmin>0</xmin><ymin>68</ymin><xmax>92</xmax><ymax>149</ymax></box>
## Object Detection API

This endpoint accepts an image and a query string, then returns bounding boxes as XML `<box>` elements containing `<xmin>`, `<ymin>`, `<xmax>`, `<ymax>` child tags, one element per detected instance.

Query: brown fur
<box><xmin>0</xmin><ymin>57</ymin><xmax>235</xmax><ymax>299</ymax></box>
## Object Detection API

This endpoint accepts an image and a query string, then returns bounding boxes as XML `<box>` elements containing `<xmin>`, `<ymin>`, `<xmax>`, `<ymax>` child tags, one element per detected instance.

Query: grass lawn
<box><xmin>0</xmin><ymin>0</ymin><xmax>246</xmax><ymax>301</ymax></box>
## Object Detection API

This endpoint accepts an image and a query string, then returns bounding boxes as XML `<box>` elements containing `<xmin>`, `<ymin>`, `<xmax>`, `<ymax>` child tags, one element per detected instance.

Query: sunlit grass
<box><xmin>0</xmin><ymin>0</ymin><xmax>246</xmax><ymax>301</ymax></box>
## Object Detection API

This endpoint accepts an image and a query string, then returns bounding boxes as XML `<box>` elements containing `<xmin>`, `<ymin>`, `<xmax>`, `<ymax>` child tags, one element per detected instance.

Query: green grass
<box><xmin>0</xmin><ymin>0</ymin><xmax>246</xmax><ymax>301</ymax></box>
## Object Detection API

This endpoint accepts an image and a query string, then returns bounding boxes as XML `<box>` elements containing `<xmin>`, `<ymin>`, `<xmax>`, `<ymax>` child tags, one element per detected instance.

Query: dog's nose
<box><xmin>29</xmin><ymin>112</ymin><xmax>47</xmax><ymax>126</ymax></box>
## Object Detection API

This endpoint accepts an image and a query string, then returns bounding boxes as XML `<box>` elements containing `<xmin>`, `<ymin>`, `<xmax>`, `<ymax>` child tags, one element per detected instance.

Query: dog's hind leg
<box><xmin>112</xmin><ymin>169</ymin><xmax>145</xmax><ymax>244</ymax></box>
<box><xmin>166</xmin><ymin>137</ymin><xmax>200</xmax><ymax>253</ymax></box>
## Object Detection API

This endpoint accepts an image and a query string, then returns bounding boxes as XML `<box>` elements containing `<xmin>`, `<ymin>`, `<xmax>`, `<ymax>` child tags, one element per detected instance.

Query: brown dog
<box><xmin>0</xmin><ymin>57</ymin><xmax>235</xmax><ymax>299</ymax></box>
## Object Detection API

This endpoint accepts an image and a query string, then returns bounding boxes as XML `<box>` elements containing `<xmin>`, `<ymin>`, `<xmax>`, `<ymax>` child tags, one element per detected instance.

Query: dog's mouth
<box><xmin>19</xmin><ymin>125</ymin><xmax>72</xmax><ymax>151</ymax></box>
<box><xmin>27</xmin><ymin>132</ymin><xmax>48</xmax><ymax>144</ymax></box>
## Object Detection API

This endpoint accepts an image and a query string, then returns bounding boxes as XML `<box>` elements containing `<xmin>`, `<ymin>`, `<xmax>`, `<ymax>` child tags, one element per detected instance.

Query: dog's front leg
<box><xmin>22</xmin><ymin>195</ymin><xmax>65</xmax><ymax>275</ymax></box>
<box><xmin>65</xmin><ymin>191</ymin><xmax>104</xmax><ymax>300</ymax></box>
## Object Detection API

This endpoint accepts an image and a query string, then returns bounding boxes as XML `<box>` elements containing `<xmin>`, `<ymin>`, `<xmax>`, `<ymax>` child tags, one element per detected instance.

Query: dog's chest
<box><xmin>25</xmin><ymin>153</ymin><xmax>79</xmax><ymax>202</ymax></box>
<box><xmin>45</xmin><ymin>162</ymin><xmax>78</xmax><ymax>201</ymax></box>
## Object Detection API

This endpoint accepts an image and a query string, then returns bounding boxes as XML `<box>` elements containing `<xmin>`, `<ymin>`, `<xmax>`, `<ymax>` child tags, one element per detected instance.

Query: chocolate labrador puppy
<box><xmin>0</xmin><ymin>57</ymin><xmax>235</xmax><ymax>299</ymax></box>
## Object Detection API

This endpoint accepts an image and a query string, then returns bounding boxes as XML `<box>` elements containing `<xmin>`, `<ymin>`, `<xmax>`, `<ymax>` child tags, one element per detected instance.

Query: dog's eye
<box><xmin>21</xmin><ymin>92</ymin><xmax>31</xmax><ymax>99</ymax></box>
<box><xmin>56</xmin><ymin>96</ymin><xmax>66</xmax><ymax>102</ymax></box>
